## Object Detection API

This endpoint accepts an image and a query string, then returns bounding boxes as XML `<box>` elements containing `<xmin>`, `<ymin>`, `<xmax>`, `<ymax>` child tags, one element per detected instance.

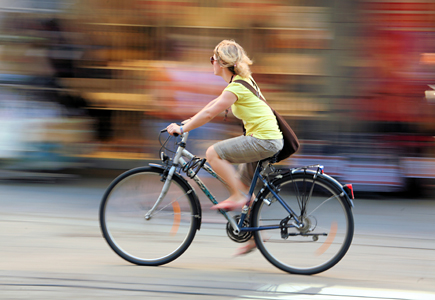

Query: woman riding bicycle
<box><xmin>101</xmin><ymin>41</ymin><xmax>354</xmax><ymax>267</ymax></box>
<box><xmin>167</xmin><ymin>40</ymin><xmax>283</xmax><ymax>254</ymax></box>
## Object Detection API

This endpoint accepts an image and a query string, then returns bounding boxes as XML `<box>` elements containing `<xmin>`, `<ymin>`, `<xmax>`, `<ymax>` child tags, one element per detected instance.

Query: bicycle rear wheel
<box><xmin>100</xmin><ymin>166</ymin><xmax>200</xmax><ymax>266</ymax></box>
<box><xmin>252</xmin><ymin>172</ymin><xmax>354</xmax><ymax>275</ymax></box>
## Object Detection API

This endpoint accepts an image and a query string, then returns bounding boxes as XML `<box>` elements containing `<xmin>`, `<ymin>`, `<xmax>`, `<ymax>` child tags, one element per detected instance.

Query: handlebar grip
<box><xmin>160</xmin><ymin>128</ymin><xmax>179</xmax><ymax>137</ymax></box>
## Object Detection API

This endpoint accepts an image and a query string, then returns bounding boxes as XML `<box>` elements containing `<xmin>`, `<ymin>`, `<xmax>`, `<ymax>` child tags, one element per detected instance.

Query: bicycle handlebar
<box><xmin>160</xmin><ymin>127</ymin><xmax>179</xmax><ymax>137</ymax></box>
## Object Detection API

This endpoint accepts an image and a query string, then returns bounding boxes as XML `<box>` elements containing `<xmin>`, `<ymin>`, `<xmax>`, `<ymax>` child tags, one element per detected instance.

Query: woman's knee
<box><xmin>206</xmin><ymin>146</ymin><xmax>219</xmax><ymax>162</ymax></box>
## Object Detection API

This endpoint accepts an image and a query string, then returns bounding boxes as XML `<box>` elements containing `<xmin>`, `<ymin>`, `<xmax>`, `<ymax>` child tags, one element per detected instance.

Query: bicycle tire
<box><xmin>252</xmin><ymin>171</ymin><xmax>354</xmax><ymax>275</ymax></box>
<box><xmin>99</xmin><ymin>166</ymin><xmax>200</xmax><ymax>266</ymax></box>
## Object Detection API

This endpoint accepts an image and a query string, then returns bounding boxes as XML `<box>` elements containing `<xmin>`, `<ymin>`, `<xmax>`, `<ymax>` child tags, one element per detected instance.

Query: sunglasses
<box><xmin>210</xmin><ymin>56</ymin><xmax>217</xmax><ymax>65</ymax></box>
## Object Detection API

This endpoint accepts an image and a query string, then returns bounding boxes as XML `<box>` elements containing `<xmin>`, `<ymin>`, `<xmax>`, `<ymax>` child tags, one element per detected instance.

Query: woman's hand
<box><xmin>166</xmin><ymin>123</ymin><xmax>182</xmax><ymax>136</ymax></box>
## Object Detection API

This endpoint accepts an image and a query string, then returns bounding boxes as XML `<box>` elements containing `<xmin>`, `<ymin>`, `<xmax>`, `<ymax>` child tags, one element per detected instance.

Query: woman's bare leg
<box><xmin>234</xmin><ymin>182</ymin><xmax>257</xmax><ymax>256</ymax></box>
<box><xmin>206</xmin><ymin>146</ymin><xmax>258</xmax><ymax>254</ymax></box>
<box><xmin>206</xmin><ymin>146</ymin><xmax>247</xmax><ymax>210</ymax></box>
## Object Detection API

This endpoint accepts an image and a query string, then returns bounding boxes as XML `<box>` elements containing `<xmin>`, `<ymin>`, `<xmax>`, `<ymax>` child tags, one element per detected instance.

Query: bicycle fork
<box><xmin>146</xmin><ymin>132</ymin><xmax>189</xmax><ymax>220</ymax></box>
<box><xmin>144</xmin><ymin>165</ymin><xmax>177</xmax><ymax>220</ymax></box>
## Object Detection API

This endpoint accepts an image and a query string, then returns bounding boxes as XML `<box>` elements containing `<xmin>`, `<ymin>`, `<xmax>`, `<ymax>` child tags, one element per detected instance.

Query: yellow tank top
<box><xmin>224</xmin><ymin>75</ymin><xmax>283</xmax><ymax>140</ymax></box>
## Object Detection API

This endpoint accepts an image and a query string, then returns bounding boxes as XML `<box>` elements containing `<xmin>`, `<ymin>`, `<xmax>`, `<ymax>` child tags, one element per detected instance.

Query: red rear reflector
<box><xmin>344</xmin><ymin>184</ymin><xmax>354</xmax><ymax>199</ymax></box>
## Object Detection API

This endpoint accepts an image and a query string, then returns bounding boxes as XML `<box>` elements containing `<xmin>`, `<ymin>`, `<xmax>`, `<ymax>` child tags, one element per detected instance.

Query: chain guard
<box><xmin>226</xmin><ymin>215</ymin><xmax>252</xmax><ymax>243</ymax></box>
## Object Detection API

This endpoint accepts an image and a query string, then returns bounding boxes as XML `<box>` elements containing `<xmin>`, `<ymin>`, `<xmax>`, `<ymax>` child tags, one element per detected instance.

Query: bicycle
<box><xmin>99</xmin><ymin>128</ymin><xmax>355</xmax><ymax>275</ymax></box>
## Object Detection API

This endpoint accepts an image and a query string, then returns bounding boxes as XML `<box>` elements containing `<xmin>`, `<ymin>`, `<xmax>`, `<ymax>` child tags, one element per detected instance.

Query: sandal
<box><xmin>211</xmin><ymin>199</ymin><xmax>246</xmax><ymax>212</ymax></box>
<box><xmin>233</xmin><ymin>242</ymin><xmax>257</xmax><ymax>257</ymax></box>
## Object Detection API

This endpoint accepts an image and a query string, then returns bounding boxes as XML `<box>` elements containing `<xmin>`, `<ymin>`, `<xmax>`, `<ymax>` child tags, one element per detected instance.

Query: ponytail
<box><xmin>214</xmin><ymin>40</ymin><xmax>253</xmax><ymax>79</ymax></box>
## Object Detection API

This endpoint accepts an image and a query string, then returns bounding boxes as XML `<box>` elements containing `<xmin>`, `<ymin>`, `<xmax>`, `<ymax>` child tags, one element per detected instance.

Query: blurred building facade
<box><xmin>0</xmin><ymin>0</ymin><xmax>435</xmax><ymax>192</ymax></box>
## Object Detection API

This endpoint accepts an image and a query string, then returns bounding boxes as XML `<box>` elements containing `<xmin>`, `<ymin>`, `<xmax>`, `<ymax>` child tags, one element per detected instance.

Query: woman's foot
<box><xmin>211</xmin><ymin>194</ymin><xmax>248</xmax><ymax>211</ymax></box>
<box><xmin>233</xmin><ymin>240</ymin><xmax>256</xmax><ymax>256</ymax></box>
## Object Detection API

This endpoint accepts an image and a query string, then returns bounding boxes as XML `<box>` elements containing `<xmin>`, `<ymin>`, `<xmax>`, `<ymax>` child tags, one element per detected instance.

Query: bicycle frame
<box><xmin>147</xmin><ymin>132</ymin><xmax>305</xmax><ymax>234</ymax></box>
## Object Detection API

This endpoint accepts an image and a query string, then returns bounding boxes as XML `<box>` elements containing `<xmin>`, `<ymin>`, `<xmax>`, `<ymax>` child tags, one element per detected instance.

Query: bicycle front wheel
<box><xmin>252</xmin><ymin>172</ymin><xmax>354</xmax><ymax>275</ymax></box>
<box><xmin>100</xmin><ymin>166</ymin><xmax>200</xmax><ymax>266</ymax></box>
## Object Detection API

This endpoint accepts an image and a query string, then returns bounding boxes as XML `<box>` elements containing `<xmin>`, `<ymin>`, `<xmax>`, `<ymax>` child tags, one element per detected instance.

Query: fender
<box><xmin>279</xmin><ymin>169</ymin><xmax>354</xmax><ymax>208</ymax></box>
<box><xmin>149</xmin><ymin>163</ymin><xmax>202</xmax><ymax>230</ymax></box>
<box><xmin>319</xmin><ymin>172</ymin><xmax>355</xmax><ymax>208</ymax></box>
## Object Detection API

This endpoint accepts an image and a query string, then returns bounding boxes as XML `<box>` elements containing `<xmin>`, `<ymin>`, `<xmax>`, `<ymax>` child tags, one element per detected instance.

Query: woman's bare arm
<box><xmin>167</xmin><ymin>91</ymin><xmax>237</xmax><ymax>135</ymax></box>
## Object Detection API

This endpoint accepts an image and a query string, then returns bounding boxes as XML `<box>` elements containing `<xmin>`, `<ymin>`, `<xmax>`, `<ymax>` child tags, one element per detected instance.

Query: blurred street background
<box><xmin>0</xmin><ymin>0</ymin><xmax>434</xmax><ymax>194</ymax></box>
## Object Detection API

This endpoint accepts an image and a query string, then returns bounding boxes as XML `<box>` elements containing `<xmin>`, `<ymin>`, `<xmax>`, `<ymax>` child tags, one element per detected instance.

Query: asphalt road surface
<box><xmin>0</xmin><ymin>173</ymin><xmax>434</xmax><ymax>299</ymax></box>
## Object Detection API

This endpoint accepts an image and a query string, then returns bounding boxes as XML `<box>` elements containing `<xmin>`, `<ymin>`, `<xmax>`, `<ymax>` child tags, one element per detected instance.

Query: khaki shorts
<box><xmin>213</xmin><ymin>135</ymin><xmax>283</xmax><ymax>186</ymax></box>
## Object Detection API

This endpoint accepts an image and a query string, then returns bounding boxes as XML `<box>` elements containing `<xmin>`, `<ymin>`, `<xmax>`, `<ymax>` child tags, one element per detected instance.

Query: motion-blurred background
<box><xmin>0</xmin><ymin>0</ymin><xmax>434</xmax><ymax>194</ymax></box>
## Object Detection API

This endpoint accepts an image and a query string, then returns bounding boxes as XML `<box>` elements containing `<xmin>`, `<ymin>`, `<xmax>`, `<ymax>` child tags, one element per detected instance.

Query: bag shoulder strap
<box><xmin>234</xmin><ymin>79</ymin><xmax>267</xmax><ymax>103</ymax></box>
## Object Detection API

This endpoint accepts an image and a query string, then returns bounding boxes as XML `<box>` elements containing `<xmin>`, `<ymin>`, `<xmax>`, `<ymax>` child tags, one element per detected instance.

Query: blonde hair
<box><xmin>214</xmin><ymin>40</ymin><xmax>253</xmax><ymax>79</ymax></box>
